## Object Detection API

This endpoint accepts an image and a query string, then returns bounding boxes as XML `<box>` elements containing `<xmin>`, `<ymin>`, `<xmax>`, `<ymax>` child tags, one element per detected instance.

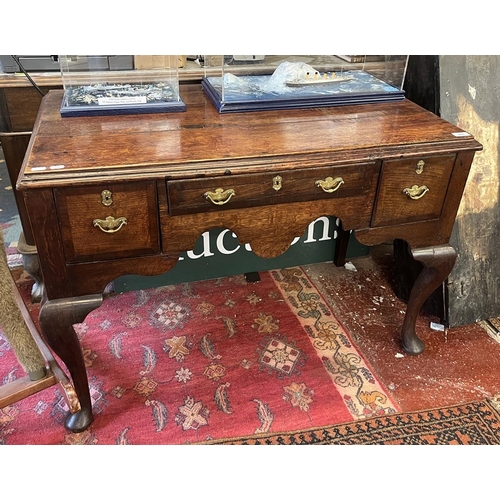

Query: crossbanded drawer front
<box><xmin>167</xmin><ymin>162</ymin><xmax>378</xmax><ymax>216</ymax></box>
<box><xmin>54</xmin><ymin>181</ymin><xmax>160</xmax><ymax>263</ymax></box>
<box><xmin>372</xmin><ymin>154</ymin><xmax>456</xmax><ymax>227</ymax></box>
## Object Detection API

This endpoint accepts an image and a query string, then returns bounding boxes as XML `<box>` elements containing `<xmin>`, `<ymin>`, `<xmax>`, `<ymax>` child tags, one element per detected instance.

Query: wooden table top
<box><xmin>19</xmin><ymin>85</ymin><xmax>482</xmax><ymax>188</ymax></box>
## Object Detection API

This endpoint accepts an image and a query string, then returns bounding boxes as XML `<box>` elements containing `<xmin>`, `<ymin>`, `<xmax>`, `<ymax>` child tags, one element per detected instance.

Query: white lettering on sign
<box><xmin>98</xmin><ymin>96</ymin><xmax>147</xmax><ymax>106</ymax></box>
<box><xmin>186</xmin><ymin>232</ymin><xmax>215</xmax><ymax>259</ymax></box>
<box><xmin>178</xmin><ymin>217</ymin><xmax>335</xmax><ymax>261</ymax></box>
<box><xmin>304</xmin><ymin>216</ymin><xmax>333</xmax><ymax>242</ymax></box>
<box><xmin>216</xmin><ymin>229</ymin><xmax>240</xmax><ymax>255</ymax></box>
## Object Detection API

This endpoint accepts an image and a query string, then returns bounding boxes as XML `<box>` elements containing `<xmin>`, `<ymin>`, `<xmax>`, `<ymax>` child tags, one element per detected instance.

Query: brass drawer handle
<box><xmin>403</xmin><ymin>185</ymin><xmax>429</xmax><ymax>200</ymax></box>
<box><xmin>315</xmin><ymin>176</ymin><xmax>344</xmax><ymax>193</ymax></box>
<box><xmin>93</xmin><ymin>216</ymin><xmax>128</xmax><ymax>233</ymax></box>
<box><xmin>204</xmin><ymin>188</ymin><xmax>235</xmax><ymax>205</ymax></box>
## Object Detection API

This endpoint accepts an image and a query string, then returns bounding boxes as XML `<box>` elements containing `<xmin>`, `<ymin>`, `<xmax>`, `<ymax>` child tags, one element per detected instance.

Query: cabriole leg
<box><xmin>39</xmin><ymin>294</ymin><xmax>103</xmax><ymax>432</ymax></box>
<box><xmin>401</xmin><ymin>244</ymin><xmax>457</xmax><ymax>355</ymax></box>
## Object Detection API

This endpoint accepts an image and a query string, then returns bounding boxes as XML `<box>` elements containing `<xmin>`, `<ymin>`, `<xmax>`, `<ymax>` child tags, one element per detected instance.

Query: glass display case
<box><xmin>201</xmin><ymin>55</ymin><xmax>409</xmax><ymax>113</ymax></box>
<box><xmin>59</xmin><ymin>55</ymin><xmax>186</xmax><ymax>117</ymax></box>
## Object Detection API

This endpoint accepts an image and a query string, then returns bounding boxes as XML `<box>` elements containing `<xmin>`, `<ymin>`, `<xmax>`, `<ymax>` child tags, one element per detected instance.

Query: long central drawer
<box><xmin>166</xmin><ymin>162</ymin><xmax>379</xmax><ymax>216</ymax></box>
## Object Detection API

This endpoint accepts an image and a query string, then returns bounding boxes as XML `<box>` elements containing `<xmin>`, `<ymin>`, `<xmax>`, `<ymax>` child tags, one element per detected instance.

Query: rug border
<box><xmin>195</xmin><ymin>397</ymin><xmax>500</xmax><ymax>445</ymax></box>
<box><xmin>293</xmin><ymin>265</ymin><xmax>401</xmax><ymax>411</ymax></box>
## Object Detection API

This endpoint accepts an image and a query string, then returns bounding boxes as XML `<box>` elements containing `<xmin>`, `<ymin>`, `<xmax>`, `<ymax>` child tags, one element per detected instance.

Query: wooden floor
<box><xmin>304</xmin><ymin>245</ymin><xmax>500</xmax><ymax>412</ymax></box>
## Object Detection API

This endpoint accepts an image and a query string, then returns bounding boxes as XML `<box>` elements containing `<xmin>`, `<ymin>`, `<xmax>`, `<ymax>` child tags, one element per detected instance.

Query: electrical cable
<box><xmin>11</xmin><ymin>55</ymin><xmax>45</xmax><ymax>96</ymax></box>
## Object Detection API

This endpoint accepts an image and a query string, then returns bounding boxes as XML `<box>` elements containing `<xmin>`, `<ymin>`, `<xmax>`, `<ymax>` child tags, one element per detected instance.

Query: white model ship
<box><xmin>286</xmin><ymin>71</ymin><xmax>352</xmax><ymax>87</ymax></box>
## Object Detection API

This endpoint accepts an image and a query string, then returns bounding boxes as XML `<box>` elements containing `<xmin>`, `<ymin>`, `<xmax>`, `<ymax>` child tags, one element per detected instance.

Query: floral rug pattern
<box><xmin>1</xmin><ymin>267</ymin><xmax>399</xmax><ymax>444</ymax></box>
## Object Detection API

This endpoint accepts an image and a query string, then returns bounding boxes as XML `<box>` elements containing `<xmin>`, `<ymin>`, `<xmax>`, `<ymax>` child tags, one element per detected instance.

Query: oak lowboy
<box><xmin>17</xmin><ymin>86</ymin><xmax>482</xmax><ymax>432</ymax></box>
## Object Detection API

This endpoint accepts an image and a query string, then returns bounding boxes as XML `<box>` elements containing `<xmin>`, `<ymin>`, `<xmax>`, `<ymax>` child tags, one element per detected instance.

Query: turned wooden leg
<box><xmin>39</xmin><ymin>294</ymin><xmax>103</xmax><ymax>432</ymax></box>
<box><xmin>21</xmin><ymin>254</ymin><xmax>44</xmax><ymax>303</ymax></box>
<box><xmin>17</xmin><ymin>232</ymin><xmax>44</xmax><ymax>303</ymax></box>
<box><xmin>401</xmin><ymin>244</ymin><xmax>457</xmax><ymax>355</ymax></box>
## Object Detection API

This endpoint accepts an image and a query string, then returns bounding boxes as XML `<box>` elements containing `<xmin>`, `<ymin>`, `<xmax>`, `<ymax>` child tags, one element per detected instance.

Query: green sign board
<box><xmin>114</xmin><ymin>216</ymin><xmax>369</xmax><ymax>292</ymax></box>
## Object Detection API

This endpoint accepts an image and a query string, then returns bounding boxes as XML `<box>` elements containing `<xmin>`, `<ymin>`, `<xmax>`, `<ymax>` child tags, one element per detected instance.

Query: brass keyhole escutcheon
<box><xmin>273</xmin><ymin>175</ymin><xmax>282</xmax><ymax>191</ymax></box>
<box><xmin>101</xmin><ymin>190</ymin><xmax>113</xmax><ymax>206</ymax></box>
<box><xmin>416</xmin><ymin>160</ymin><xmax>425</xmax><ymax>174</ymax></box>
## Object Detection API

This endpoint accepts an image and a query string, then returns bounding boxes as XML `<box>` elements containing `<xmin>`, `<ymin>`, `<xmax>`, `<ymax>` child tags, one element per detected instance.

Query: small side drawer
<box><xmin>167</xmin><ymin>162</ymin><xmax>378</xmax><ymax>215</ymax></box>
<box><xmin>372</xmin><ymin>155</ymin><xmax>456</xmax><ymax>227</ymax></box>
<box><xmin>55</xmin><ymin>181</ymin><xmax>160</xmax><ymax>263</ymax></box>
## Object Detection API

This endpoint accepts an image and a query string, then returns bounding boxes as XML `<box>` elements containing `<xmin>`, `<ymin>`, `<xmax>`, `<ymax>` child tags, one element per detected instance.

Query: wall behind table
<box><xmin>440</xmin><ymin>55</ymin><xmax>500</xmax><ymax>326</ymax></box>
<box><xmin>390</xmin><ymin>55</ymin><xmax>499</xmax><ymax>327</ymax></box>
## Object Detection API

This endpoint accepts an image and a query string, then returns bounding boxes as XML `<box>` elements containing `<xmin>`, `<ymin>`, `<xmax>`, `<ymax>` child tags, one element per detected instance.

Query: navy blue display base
<box><xmin>60</xmin><ymin>96</ymin><xmax>186</xmax><ymax>117</ymax></box>
<box><xmin>202</xmin><ymin>78</ymin><xmax>405</xmax><ymax>113</ymax></box>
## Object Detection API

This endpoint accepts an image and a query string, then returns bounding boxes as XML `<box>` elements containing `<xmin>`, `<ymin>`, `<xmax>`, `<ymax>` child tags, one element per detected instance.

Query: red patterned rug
<box><xmin>201</xmin><ymin>397</ymin><xmax>500</xmax><ymax>445</ymax></box>
<box><xmin>1</xmin><ymin>267</ymin><xmax>399</xmax><ymax>444</ymax></box>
